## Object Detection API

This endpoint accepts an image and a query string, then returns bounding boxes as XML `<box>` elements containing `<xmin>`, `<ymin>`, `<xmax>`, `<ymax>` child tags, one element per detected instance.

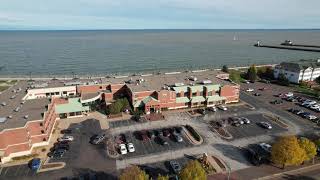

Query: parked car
<box><xmin>296</xmin><ymin>110</ymin><xmax>305</xmax><ymax>115</ymax></box>
<box><xmin>127</xmin><ymin>143</ymin><xmax>135</xmax><ymax>153</ymax></box>
<box><xmin>119</xmin><ymin>134</ymin><xmax>127</xmax><ymax>143</ymax></box>
<box><xmin>58</xmin><ymin>135</ymin><xmax>74</xmax><ymax>142</ymax></box>
<box><xmin>148</xmin><ymin>130</ymin><xmax>156</xmax><ymax>138</ymax></box>
<box><xmin>48</xmin><ymin>149</ymin><xmax>65</xmax><ymax>158</ymax></box>
<box><xmin>307</xmin><ymin>115</ymin><xmax>317</xmax><ymax>120</ymax></box>
<box><xmin>218</xmin><ymin>105</ymin><xmax>227</xmax><ymax>111</ymax></box>
<box><xmin>259</xmin><ymin>122</ymin><xmax>272</xmax><ymax>129</ymax></box>
<box><xmin>53</xmin><ymin>143</ymin><xmax>70</xmax><ymax>151</ymax></box>
<box><xmin>270</xmin><ymin>100</ymin><xmax>283</xmax><ymax>104</ymax></box>
<box><xmin>91</xmin><ymin>133</ymin><xmax>106</xmax><ymax>145</ymax></box>
<box><xmin>174</xmin><ymin>134</ymin><xmax>183</xmax><ymax>142</ymax></box>
<box><xmin>174</xmin><ymin>126</ymin><xmax>183</xmax><ymax>134</ymax></box>
<box><xmin>198</xmin><ymin>109</ymin><xmax>206</xmax><ymax>115</ymax></box>
<box><xmin>300</xmin><ymin>112</ymin><xmax>311</xmax><ymax>118</ymax></box>
<box><xmin>207</xmin><ymin>106</ymin><xmax>217</xmax><ymax>112</ymax></box>
<box><xmin>119</xmin><ymin>144</ymin><xmax>128</xmax><ymax>155</ymax></box>
<box><xmin>169</xmin><ymin>161</ymin><xmax>182</xmax><ymax>174</ymax></box>
<box><xmin>246</xmin><ymin>88</ymin><xmax>254</xmax><ymax>92</ymax></box>
<box><xmin>259</xmin><ymin>143</ymin><xmax>272</xmax><ymax>153</ymax></box>
<box><xmin>162</xmin><ymin>129</ymin><xmax>171</xmax><ymax>137</ymax></box>
<box><xmin>229</xmin><ymin>117</ymin><xmax>244</xmax><ymax>126</ymax></box>
<box><xmin>157</xmin><ymin>136</ymin><xmax>168</xmax><ymax>145</ymax></box>
<box><xmin>258</xmin><ymin>87</ymin><xmax>267</xmax><ymax>91</ymax></box>
<box><xmin>240</xmin><ymin>117</ymin><xmax>250</xmax><ymax>124</ymax></box>
<box><xmin>29</xmin><ymin>158</ymin><xmax>41</xmax><ymax>170</ymax></box>
<box><xmin>60</xmin><ymin>129</ymin><xmax>72</xmax><ymax>134</ymax></box>
<box><xmin>140</xmin><ymin>130</ymin><xmax>150</xmax><ymax>141</ymax></box>
<box><xmin>253</xmin><ymin>93</ymin><xmax>261</xmax><ymax>96</ymax></box>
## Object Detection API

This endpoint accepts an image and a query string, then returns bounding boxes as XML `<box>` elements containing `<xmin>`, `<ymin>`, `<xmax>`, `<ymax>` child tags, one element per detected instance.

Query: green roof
<box><xmin>176</xmin><ymin>97</ymin><xmax>190</xmax><ymax>103</ymax></box>
<box><xmin>133</xmin><ymin>96</ymin><xmax>158</xmax><ymax>108</ymax></box>
<box><xmin>191</xmin><ymin>96</ymin><xmax>206</xmax><ymax>103</ymax></box>
<box><xmin>205</xmin><ymin>84</ymin><xmax>220</xmax><ymax>92</ymax></box>
<box><xmin>207</xmin><ymin>95</ymin><xmax>226</xmax><ymax>102</ymax></box>
<box><xmin>55</xmin><ymin>98</ymin><xmax>90</xmax><ymax>114</ymax></box>
<box><xmin>190</xmin><ymin>85</ymin><xmax>204</xmax><ymax>92</ymax></box>
<box><xmin>173</xmin><ymin>86</ymin><xmax>188</xmax><ymax>93</ymax></box>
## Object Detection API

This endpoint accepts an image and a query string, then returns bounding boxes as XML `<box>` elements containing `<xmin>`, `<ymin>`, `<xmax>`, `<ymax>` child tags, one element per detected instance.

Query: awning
<box><xmin>205</xmin><ymin>84</ymin><xmax>220</xmax><ymax>92</ymax></box>
<box><xmin>189</xmin><ymin>85</ymin><xmax>204</xmax><ymax>92</ymax></box>
<box><xmin>55</xmin><ymin>98</ymin><xmax>90</xmax><ymax>114</ymax></box>
<box><xmin>206</xmin><ymin>95</ymin><xmax>226</xmax><ymax>102</ymax></box>
<box><xmin>133</xmin><ymin>100</ymin><xmax>143</xmax><ymax>108</ymax></box>
<box><xmin>176</xmin><ymin>97</ymin><xmax>190</xmax><ymax>103</ymax></box>
<box><xmin>173</xmin><ymin>86</ymin><xmax>188</xmax><ymax>93</ymax></box>
<box><xmin>191</xmin><ymin>96</ymin><xmax>206</xmax><ymax>103</ymax></box>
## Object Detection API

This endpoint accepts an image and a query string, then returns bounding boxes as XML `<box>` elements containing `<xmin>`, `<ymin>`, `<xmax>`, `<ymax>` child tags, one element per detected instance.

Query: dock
<box><xmin>254</xmin><ymin>44</ymin><xmax>320</xmax><ymax>52</ymax></box>
<box><xmin>281</xmin><ymin>44</ymin><xmax>320</xmax><ymax>49</ymax></box>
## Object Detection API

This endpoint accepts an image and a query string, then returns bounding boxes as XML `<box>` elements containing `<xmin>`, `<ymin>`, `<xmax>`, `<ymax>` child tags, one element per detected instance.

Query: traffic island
<box><xmin>263</xmin><ymin>113</ymin><xmax>289</xmax><ymax>129</ymax></box>
<box><xmin>209</xmin><ymin>122</ymin><xmax>233</xmax><ymax>140</ymax></box>
<box><xmin>37</xmin><ymin>162</ymin><xmax>65</xmax><ymax>173</ymax></box>
<box><xmin>183</xmin><ymin>125</ymin><xmax>204</xmax><ymax>145</ymax></box>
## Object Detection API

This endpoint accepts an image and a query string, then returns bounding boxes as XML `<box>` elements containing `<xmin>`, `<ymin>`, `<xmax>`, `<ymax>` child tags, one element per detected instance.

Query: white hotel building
<box><xmin>274</xmin><ymin>59</ymin><xmax>320</xmax><ymax>84</ymax></box>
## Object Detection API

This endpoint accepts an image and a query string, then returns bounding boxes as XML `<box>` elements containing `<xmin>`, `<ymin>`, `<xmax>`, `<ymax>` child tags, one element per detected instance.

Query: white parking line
<box><xmin>14</xmin><ymin>165</ymin><xmax>21</xmax><ymax>176</ymax></box>
<box><xmin>0</xmin><ymin>167</ymin><xmax>3</xmax><ymax>176</ymax></box>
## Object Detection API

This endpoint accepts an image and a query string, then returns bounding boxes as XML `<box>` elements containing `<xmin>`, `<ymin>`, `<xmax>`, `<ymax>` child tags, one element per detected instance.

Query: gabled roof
<box><xmin>173</xmin><ymin>86</ymin><xmax>188</xmax><ymax>93</ymax></box>
<box><xmin>191</xmin><ymin>96</ymin><xmax>206</xmax><ymax>103</ymax></box>
<box><xmin>176</xmin><ymin>97</ymin><xmax>190</xmax><ymax>103</ymax></box>
<box><xmin>205</xmin><ymin>84</ymin><xmax>220</xmax><ymax>92</ymax></box>
<box><xmin>133</xmin><ymin>96</ymin><xmax>158</xmax><ymax>108</ymax></box>
<box><xmin>189</xmin><ymin>85</ymin><xmax>204</xmax><ymax>92</ymax></box>
<box><xmin>207</xmin><ymin>95</ymin><xmax>226</xmax><ymax>102</ymax></box>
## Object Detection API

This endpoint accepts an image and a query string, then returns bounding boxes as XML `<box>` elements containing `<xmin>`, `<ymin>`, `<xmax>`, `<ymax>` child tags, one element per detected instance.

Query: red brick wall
<box><xmin>77</xmin><ymin>84</ymin><xmax>109</xmax><ymax>94</ymax></box>
<box><xmin>220</xmin><ymin>85</ymin><xmax>240</xmax><ymax>103</ymax></box>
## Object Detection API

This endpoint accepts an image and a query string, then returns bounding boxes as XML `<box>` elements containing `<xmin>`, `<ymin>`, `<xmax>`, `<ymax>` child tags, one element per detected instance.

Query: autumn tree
<box><xmin>119</xmin><ymin>165</ymin><xmax>149</xmax><ymax>180</ymax></box>
<box><xmin>299</xmin><ymin>137</ymin><xmax>317</xmax><ymax>161</ymax></box>
<box><xmin>157</xmin><ymin>174</ymin><xmax>169</xmax><ymax>180</ymax></box>
<box><xmin>179</xmin><ymin>160</ymin><xmax>207</xmax><ymax>180</ymax></box>
<box><xmin>246</xmin><ymin>65</ymin><xmax>257</xmax><ymax>82</ymax></box>
<box><xmin>271</xmin><ymin>136</ymin><xmax>307</xmax><ymax>169</ymax></box>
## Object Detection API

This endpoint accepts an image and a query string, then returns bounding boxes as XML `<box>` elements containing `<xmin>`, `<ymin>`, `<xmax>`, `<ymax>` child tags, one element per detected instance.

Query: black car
<box><xmin>60</xmin><ymin>129</ymin><xmax>72</xmax><ymax>134</ymax></box>
<box><xmin>48</xmin><ymin>149</ymin><xmax>65</xmax><ymax>158</ymax></box>
<box><xmin>148</xmin><ymin>130</ymin><xmax>156</xmax><ymax>138</ymax></box>
<box><xmin>253</xmin><ymin>93</ymin><xmax>261</xmax><ymax>96</ymax></box>
<box><xmin>174</xmin><ymin>126</ymin><xmax>183</xmax><ymax>134</ymax></box>
<box><xmin>156</xmin><ymin>136</ymin><xmax>168</xmax><ymax>145</ymax></box>
<box><xmin>53</xmin><ymin>143</ymin><xmax>70</xmax><ymax>151</ymax></box>
<box><xmin>119</xmin><ymin>134</ymin><xmax>127</xmax><ymax>143</ymax></box>
<box><xmin>162</xmin><ymin>129</ymin><xmax>171</xmax><ymax>137</ymax></box>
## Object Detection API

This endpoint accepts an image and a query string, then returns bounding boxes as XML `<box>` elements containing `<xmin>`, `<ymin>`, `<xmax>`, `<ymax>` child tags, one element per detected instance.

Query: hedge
<box><xmin>185</xmin><ymin>125</ymin><xmax>201</xmax><ymax>141</ymax></box>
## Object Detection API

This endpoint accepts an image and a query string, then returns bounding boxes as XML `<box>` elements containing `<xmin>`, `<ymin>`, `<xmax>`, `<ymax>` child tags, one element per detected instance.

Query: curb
<box><xmin>256</xmin><ymin>163</ymin><xmax>320</xmax><ymax>180</ymax></box>
<box><xmin>210</xmin><ymin>126</ymin><xmax>233</xmax><ymax>140</ymax></box>
<box><xmin>182</xmin><ymin>125</ymin><xmax>203</xmax><ymax>145</ymax></box>
<box><xmin>263</xmin><ymin>113</ymin><xmax>289</xmax><ymax>129</ymax></box>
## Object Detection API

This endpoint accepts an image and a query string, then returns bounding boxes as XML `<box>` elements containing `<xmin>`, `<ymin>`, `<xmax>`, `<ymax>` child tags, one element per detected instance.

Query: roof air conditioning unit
<box><xmin>24</xmin><ymin>115</ymin><xmax>29</xmax><ymax>119</ymax></box>
<box><xmin>1</xmin><ymin>102</ymin><xmax>6</xmax><ymax>106</ymax></box>
<box><xmin>202</xmin><ymin>80</ymin><xmax>212</xmax><ymax>84</ymax></box>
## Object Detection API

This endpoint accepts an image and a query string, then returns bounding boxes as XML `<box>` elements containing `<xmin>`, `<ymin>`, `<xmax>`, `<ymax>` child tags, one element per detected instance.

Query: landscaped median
<box><xmin>37</xmin><ymin>161</ymin><xmax>65</xmax><ymax>173</ymax></box>
<box><xmin>209</xmin><ymin>121</ymin><xmax>233</xmax><ymax>140</ymax></box>
<box><xmin>263</xmin><ymin>113</ymin><xmax>289</xmax><ymax>129</ymax></box>
<box><xmin>182</xmin><ymin>124</ymin><xmax>204</xmax><ymax>145</ymax></box>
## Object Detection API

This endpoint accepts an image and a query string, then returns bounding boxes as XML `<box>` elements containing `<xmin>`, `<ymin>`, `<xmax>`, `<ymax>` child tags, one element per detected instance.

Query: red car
<box><xmin>140</xmin><ymin>130</ymin><xmax>150</xmax><ymax>141</ymax></box>
<box><xmin>162</xmin><ymin>129</ymin><xmax>171</xmax><ymax>137</ymax></box>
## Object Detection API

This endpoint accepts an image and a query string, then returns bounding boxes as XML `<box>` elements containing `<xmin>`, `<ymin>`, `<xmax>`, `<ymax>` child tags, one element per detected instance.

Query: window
<box><xmin>63</xmin><ymin>91</ymin><xmax>67</xmax><ymax>94</ymax></box>
<box><xmin>193</xmin><ymin>103</ymin><xmax>198</xmax><ymax>106</ymax></box>
<box><xmin>192</xmin><ymin>92</ymin><xmax>197</xmax><ymax>96</ymax></box>
<box><xmin>45</xmin><ymin>93</ymin><xmax>50</xmax><ymax>96</ymax></box>
<box><xmin>200</xmin><ymin>102</ymin><xmax>205</xmax><ymax>105</ymax></box>
<box><xmin>184</xmin><ymin>92</ymin><xmax>188</xmax><ymax>97</ymax></box>
<box><xmin>100</xmin><ymin>86</ymin><xmax>103</xmax><ymax>89</ymax></box>
<box><xmin>185</xmin><ymin>102</ymin><xmax>189</xmax><ymax>106</ymax></box>
<box><xmin>176</xmin><ymin>93</ymin><xmax>181</xmax><ymax>98</ymax></box>
<box><xmin>41</xmin><ymin>130</ymin><xmax>45</xmax><ymax>134</ymax></box>
<box><xmin>40</xmin><ymin>122</ymin><xmax>43</xmax><ymax>126</ymax></box>
<box><xmin>55</xmin><ymin>92</ymin><xmax>59</xmax><ymax>95</ymax></box>
<box><xmin>43</xmin><ymin>138</ymin><xmax>47</xmax><ymax>141</ymax></box>
<box><xmin>208</xmin><ymin>91</ymin><xmax>212</xmax><ymax>96</ymax></box>
<box><xmin>200</xmin><ymin>92</ymin><xmax>203</xmax><ymax>96</ymax></box>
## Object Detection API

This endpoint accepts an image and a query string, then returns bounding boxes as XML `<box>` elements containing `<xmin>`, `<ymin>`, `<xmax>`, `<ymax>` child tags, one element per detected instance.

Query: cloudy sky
<box><xmin>0</xmin><ymin>0</ymin><xmax>319</xmax><ymax>30</ymax></box>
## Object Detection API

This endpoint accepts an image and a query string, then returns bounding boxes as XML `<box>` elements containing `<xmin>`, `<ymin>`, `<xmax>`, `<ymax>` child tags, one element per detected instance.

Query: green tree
<box><xmin>229</xmin><ymin>70</ymin><xmax>241</xmax><ymax>83</ymax></box>
<box><xmin>278</xmin><ymin>73</ymin><xmax>290</xmax><ymax>86</ymax></box>
<box><xmin>119</xmin><ymin>165</ymin><xmax>149</xmax><ymax>180</ymax></box>
<box><xmin>315</xmin><ymin>76</ymin><xmax>320</xmax><ymax>85</ymax></box>
<box><xmin>299</xmin><ymin>138</ymin><xmax>317</xmax><ymax>161</ymax></box>
<box><xmin>264</xmin><ymin>67</ymin><xmax>274</xmax><ymax>79</ymax></box>
<box><xmin>179</xmin><ymin>160</ymin><xmax>207</xmax><ymax>180</ymax></box>
<box><xmin>246</xmin><ymin>65</ymin><xmax>257</xmax><ymax>82</ymax></box>
<box><xmin>107</xmin><ymin>98</ymin><xmax>131</xmax><ymax>115</ymax></box>
<box><xmin>222</xmin><ymin>65</ymin><xmax>229</xmax><ymax>73</ymax></box>
<box><xmin>157</xmin><ymin>174</ymin><xmax>169</xmax><ymax>180</ymax></box>
<box><xmin>271</xmin><ymin>136</ymin><xmax>307</xmax><ymax>169</ymax></box>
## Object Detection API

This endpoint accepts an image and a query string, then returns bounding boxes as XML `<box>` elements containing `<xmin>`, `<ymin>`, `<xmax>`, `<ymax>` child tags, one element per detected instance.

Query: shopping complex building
<box><xmin>0</xmin><ymin>70</ymin><xmax>239</xmax><ymax>163</ymax></box>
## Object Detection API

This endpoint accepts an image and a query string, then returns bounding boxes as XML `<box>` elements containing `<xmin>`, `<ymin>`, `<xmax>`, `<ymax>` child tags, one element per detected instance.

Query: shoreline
<box><xmin>0</xmin><ymin>63</ymin><xmax>277</xmax><ymax>80</ymax></box>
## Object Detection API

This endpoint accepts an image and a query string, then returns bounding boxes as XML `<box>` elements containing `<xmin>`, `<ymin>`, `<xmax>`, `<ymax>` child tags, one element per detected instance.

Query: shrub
<box><xmin>185</xmin><ymin>125</ymin><xmax>201</xmax><ymax>141</ymax></box>
<box><xmin>12</xmin><ymin>154</ymin><xmax>38</xmax><ymax>161</ymax></box>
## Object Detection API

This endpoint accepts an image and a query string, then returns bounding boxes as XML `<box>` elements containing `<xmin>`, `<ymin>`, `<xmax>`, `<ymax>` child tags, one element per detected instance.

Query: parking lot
<box><xmin>241</xmin><ymin>81</ymin><xmax>320</xmax><ymax>126</ymax></box>
<box><xmin>223</xmin><ymin>113</ymin><xmax>287</xmax><ymax>140</ymax></box>
<box><xmin>109</xmin><ymin>118</ymin><xmax>147</xmax><ymax>129</ymax></box>
<box><xmin>0</xmin><ymin>164</ymin><xmax>37</xmax><ymax>179</ymax></box>
<box><xmin>114</xmin><ymin>127</ymin><xmax>194</xmax><ymax>158</ymax></box>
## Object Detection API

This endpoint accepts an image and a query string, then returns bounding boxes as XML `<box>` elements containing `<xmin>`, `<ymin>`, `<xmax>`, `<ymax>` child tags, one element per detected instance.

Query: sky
<box><xmin>0</xmin><ymin>0</ymin><xmax>319</xmax><ymax>30</ymax></box>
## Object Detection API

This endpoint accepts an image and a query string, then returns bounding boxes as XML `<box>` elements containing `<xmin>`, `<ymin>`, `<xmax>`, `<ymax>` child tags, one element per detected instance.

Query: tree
<box><xmin>265</xmin><ymin>67</ymin><xmax>274</xmax><ymax>79</ymax></box>
<box><xmin>119</xmin><ymin>165</ymin><xmax>149</xmax><ymax>180</ymax></box>
<box><xmin>157</xmin><ymin>174</ymin><xmax>169</xmax><ymax>180</ymax></box>
<box><xmin>299</xmin><ymin>138</ymin><xmax>317</xmax><ymax>161</ymax></box>
<box><xmin>179</xmin><ymin>160</ymin><xmax>207</xmax><ymax>180</ymax></box>
<box><xmin>107</xmin><ymin>98</ymin><xmax>131</xmax><ymax>115</ymax></box>
<box><xmin>278</xmin><ymin>73</ymin><xmax>290</xmax><ymax>86</ymax></box>
<box><xmin>315</xmin><ymin>76</ymin><xmax>320</xmax><ymax>85</ymax></box>
<box><xmin>246</xmin><ymin>65</ymin><xmax>257</xmax><ymax>82</ymax></box>
<box><xmin>229</xmin><ymin>70</ymin><xmax>241</xmax><ymax>83</ymax></box>
<box><xmin>222</xmin><ymin>65</ymin><xmax>229</xmax><ymax>73</ymax></box>
<box><xmin>271</xmin><ymin>136</ymin><xmax>307</xmax><ymax>168</ymax></box>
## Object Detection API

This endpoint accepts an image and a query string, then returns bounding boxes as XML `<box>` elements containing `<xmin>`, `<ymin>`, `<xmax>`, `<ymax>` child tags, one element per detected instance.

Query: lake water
<box><xmin>0</xmin><ymin>29</ymin><xmax>319</xmax><ymax>77</ymax></box>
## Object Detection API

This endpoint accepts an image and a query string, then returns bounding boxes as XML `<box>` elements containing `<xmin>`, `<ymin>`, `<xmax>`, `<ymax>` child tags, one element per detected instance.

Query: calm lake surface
<box><xmin>0</xmin><ymin>29</ymin><xmax>319</xmax><ymax>77</ymax></box>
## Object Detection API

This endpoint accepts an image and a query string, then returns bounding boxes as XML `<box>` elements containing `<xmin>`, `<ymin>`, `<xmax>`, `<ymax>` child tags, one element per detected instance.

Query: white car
<box><xmin>259</xmin><ymin>143</ymin><xmax>272</xmax><ymax>152</ymax></box>
<box><xmin>259</xmin><ymin>122</ymin><xmax>272</xmax><ymax>129</ymax></box>
<box><xmin>58</xmin><ymin>135</ymin><xmax>74</xmax><ymax>142</ymax></box>
<box><xmin>119</xmin><ymin>144</ymin><xmax>128</xmax><ymax>154</ymax></box>
<box><xmin>307</xmin><ymin>115</ymin><xmax>317</xmax><ymax>120</ymax></box>
<box><xmin>127</xmin><ymin>143</ymin><xmax>135</xmax><ymax>153</ymax></box>
<box><xmin>246</xmin><ymin>88</ymin><xmax>254</xmax><ymax>92</ymax></box>
<box><xmin>310</xmin><ymin>104</ymin><xmax>320</xmax><ymax>110</ymax></box>
<box><xmin>218</xmin><ymin>105</ymin><xmax>227</xmax><ymax>111</ymax></box>
<box><xmin>285</xmin><ymin>92</ymin><xmax>293</xmax><ymax>97</ymax></box>
<box><xmin>240</xmin><ymin>117</ymin><xmax>250</xmax><ymax>124</ymax></box>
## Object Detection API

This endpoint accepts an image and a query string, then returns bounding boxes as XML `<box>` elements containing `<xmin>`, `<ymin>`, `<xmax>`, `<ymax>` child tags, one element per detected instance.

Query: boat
<box><xmin>281</xmin><ymin>40</ymin><xmax>293</xmax><ymax>46</ymax></box>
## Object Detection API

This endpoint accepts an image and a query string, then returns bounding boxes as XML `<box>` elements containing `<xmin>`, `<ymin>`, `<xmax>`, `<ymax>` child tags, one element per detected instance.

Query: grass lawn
<box><xmin>0</xmin><ymin>86</ymin><xmax>10</xmax><ymax>92</ymax></box>
<box><xmin>293</xmin><ymin>85</ymin><xmax>320</xmax><ymax>99</ymax></box>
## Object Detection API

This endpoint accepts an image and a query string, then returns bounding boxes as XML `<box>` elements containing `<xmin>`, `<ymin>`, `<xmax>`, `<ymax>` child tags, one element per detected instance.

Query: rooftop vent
<box><xmin>0</xmin><ymin>117</ymin><xmax>7</xmax><ymax>123</ymax></box>
<box><xmin>1</xmin><ymin>102</ymin><xmax>6</xmax><ymax>106</ymax></box>
<box><xmin>201</xmin><ymin>80</ymin><xmax>212</xmax><ymax>84</ymax></box>
<box><xmin>10</xmin><ymin>95</ymin><xmax>16</xmax><ymax>99</ymax></box>
<box><xmin>175</xmin><ymin>83</ymin><xmax>185</xmax><ymax>87</ymax></box>
<box><xmin>8</xmin><ymin>115</ymin><xmax>12</xmax><ymax>119</ymax></box>
<box><xmin>24</xmin><ymin>115</ymin><xmax>29</xmax><ymax>119</ymax></box>
<box><xmin>21</xmin><ymin>101</ymin><xmax>25</xmax><ymax>105</ymax></box>
<box><xmin>189</xmin><ymin>76</ymin><xmax>197</xmax><ymax>81</ymax></box>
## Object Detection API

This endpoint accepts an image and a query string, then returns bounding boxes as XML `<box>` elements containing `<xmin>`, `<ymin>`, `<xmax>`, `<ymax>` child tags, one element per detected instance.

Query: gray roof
<box><xmin>0</xmin><ymin>81</ymin><xmax>50</xmax><ymax>131</ymax></box>
<box><xmin>280</xmin><ymin>59</ymin><xmax>320</xmax><ymax>72</ymax></box>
